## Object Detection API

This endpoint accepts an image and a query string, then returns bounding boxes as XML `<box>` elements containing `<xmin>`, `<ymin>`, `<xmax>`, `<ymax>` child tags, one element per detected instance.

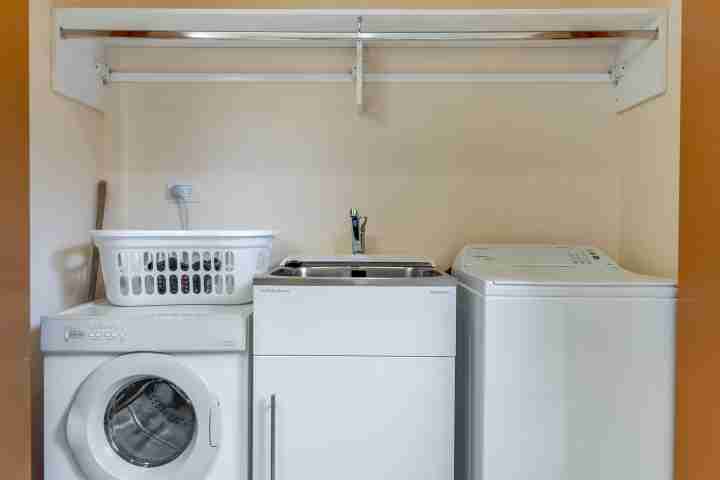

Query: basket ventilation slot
<box><xmin>116</xmin><ymin>250</ymin><xmax>239</xmax><ymax>297</ymax></box>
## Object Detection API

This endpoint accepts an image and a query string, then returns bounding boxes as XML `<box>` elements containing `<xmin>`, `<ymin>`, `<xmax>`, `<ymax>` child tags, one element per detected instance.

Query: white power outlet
<box><xmin>167</xmin><ymin>184</ymin><xmax>195</xmax><ymax>203</ymax></box>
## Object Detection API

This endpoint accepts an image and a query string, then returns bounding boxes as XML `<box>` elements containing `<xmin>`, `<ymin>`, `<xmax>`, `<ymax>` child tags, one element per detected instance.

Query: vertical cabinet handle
<box><xmin>269</xmin><ymin>394</ymin><xmax>277</xmax><ymax>480</ymax></box>
<box><xmin>209</xmin><ymin>398</ymin><xmax>221</xmax><ymax>448</ymax></box>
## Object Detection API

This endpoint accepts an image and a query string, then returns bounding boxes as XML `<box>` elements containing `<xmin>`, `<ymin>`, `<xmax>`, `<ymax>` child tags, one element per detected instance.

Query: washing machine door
<box><xmin>66</xmin><ymin>353</ymin><xmax>222</xmax><ymax>480</ymax></box>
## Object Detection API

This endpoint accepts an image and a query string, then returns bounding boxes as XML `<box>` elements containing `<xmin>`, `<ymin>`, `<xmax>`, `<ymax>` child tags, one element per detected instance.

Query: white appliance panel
<box><xmin>463</xmin><ymin>245</ymin><xmax>616</xmax><ymax>267</ymax></box>
<box><xmin>253</xmin><ymin>285</ymin><xmax>456</xmax><ymax>356</ymax></box>
<box><xmin>41</xmin><ymin>304</ymin><xmax>249</xmax><ymax>353</ymax></box>
<box><xmin>456</xmin><ymin>286</ymin><xmax>675</xmax><ymax>480</ymax></box>
<box><xmin>42</xmin><ymin>302</ymin><xmax>251</xmax><ymax>480</ymax></box>
<box><xmin>453</xmin><ymin>245</ymin><xmax>677</xmax><ymax>295</ymax></box>
<box><xmin>253</xmin><ymin>356</ymin><xmax>455</xmax><ymax>480</ymax></box>
<box><xmin>44</xmin><ymin>353</ymin><xmax>248</xmax><ymax>480</ymax></box>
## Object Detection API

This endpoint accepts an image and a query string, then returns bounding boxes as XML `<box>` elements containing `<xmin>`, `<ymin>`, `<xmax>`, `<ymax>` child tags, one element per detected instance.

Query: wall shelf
<box><xmin>53</xmin><ymin>8</ymin><xmax>668</xmax><ymax>113</ymax></box>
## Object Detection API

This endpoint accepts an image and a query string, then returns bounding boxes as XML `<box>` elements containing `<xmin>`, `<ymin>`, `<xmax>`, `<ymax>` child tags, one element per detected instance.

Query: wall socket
<box><xmin>167</xmin><ymin>183</ymin><xmax>196</xmax><ymax>203</ymax></box>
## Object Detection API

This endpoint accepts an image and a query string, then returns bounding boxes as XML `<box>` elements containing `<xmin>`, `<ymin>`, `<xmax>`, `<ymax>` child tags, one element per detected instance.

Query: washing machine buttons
<box><xmin>64</xmin><ymin>328</ymin><xmax>85</xmax><ymax>341</ymax></box>
<box><xmin>88</xmin><ymin>329</ymin><xmax>123</xmax><ymax>341</ymax></box>
<box><xmin>64</xmin><ymin>328</ymin><xmax>124</xmax><ymax>342</ymax></box>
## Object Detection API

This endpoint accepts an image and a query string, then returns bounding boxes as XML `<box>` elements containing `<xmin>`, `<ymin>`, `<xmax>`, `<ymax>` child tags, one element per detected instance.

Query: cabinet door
<box><xmin>253</xmin><ymin>356</ymin><xmax>454</xmax><ymax>480</ymax></box>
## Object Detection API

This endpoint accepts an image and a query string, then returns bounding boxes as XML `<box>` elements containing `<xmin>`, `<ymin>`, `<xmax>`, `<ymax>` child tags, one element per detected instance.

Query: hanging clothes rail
<box><xmin>52</xmin><ymin>8</ymin><xmax>668</xmax><ymax>113</ymax></box>
<box><xmin>60</xmin><ymin>28</ymin><xmax>658</xmax><ymax>42</ymax></box>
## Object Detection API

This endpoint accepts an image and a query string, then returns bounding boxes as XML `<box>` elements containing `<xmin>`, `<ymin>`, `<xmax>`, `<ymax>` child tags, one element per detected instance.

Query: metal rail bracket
<box><xmin>610</xmin><ymin>64</ymin><xmax>626</xmax><ymax>87</ymax></box>
<box><xmin>96</xmin><ymin>63</ymin><xmax>112</xmax><ymax>86</ymax></box>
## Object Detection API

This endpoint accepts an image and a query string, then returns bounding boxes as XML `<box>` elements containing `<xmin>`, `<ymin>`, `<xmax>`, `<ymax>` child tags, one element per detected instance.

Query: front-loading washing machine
<box><xmin>41</xmin><ymin>302</ymin><xmax>251</xmax><ymax>480</ymax></box>
<box><xmin>452</xmin><ymin>245</ymin><xmax>677</xmax><ymax>480</ymax></box>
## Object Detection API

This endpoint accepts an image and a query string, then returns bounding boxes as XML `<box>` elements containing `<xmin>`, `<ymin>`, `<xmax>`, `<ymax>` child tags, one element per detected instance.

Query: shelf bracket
<box><xmin>354</xmin><ymin>16</ymin><xmax>364</xmax><ymax>113</ymax></box>
<box><xmin>613</xmin><ymin>12</ymin><xmax>668</xmax><ymax>112</ymax></box>
<box><xmin>52</xmin><ymin>11</ymin><xmax>106</xmax><ymax>111</ymax></box>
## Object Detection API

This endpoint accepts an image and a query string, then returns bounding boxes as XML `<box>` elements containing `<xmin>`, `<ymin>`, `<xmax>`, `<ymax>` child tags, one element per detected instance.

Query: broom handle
<box><xmin>88</xmin><ymin>181</ymin><xmax>107</xmax><ymax>302</ymax></box>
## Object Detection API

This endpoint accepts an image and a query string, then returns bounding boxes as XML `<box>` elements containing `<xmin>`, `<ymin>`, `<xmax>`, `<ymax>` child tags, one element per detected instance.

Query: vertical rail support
<box><xmin>354</xmin><ymin>16</ymin><xmax>364</xmax><ymax>113</ymax></box>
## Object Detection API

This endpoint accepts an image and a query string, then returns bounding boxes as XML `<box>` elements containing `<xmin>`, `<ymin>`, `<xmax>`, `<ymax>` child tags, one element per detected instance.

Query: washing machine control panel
<box><xmin>64</xmin><ymin>327</ymin><xmax>125</xmax><ymax>343</ymax></box>
<box><xmin>467</xmin><ymin>246</ymin><xmax>617</xmax><ymax>269</ymax></box>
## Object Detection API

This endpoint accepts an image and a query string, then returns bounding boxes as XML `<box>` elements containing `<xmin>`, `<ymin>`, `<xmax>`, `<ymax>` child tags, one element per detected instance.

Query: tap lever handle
<box><xmin>349</xmin><ymin>208</ymin><xmax>367</xmax><ymax>255</ymax></box>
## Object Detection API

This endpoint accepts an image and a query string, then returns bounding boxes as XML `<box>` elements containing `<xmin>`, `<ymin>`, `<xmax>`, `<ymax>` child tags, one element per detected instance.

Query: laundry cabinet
<box><xmin>252</xmin><ymin>277</ymin><xmax>456</xmax><ymax>480</ymax></box>
<box><xmin>253</xmin><ymin>357</ymin><xmax>454</xmax><ymax>480</ymax></box>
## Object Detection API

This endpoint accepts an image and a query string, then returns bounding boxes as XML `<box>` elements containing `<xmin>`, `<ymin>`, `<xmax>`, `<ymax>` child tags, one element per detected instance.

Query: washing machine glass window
<box><xmin>104</xmin><ymin>376</ymin><xmax>197</xmax><ymax>468</ymax></box>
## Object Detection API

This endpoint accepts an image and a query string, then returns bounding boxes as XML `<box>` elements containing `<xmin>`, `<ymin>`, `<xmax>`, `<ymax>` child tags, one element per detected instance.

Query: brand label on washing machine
<box><xmin>64</xmin><ymin>327</ymin><xmax>125</xmax><ymax>342</ymax></box>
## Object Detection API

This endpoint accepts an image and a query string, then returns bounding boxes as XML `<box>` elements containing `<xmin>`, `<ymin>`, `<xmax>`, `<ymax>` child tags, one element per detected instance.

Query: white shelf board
<box><xmin>56</xmin><ymin>8</ymin><xmax>663</xmax><ymax>33</ymax></box>
<box><xmin>52</xmin><ymin>8</ymin><xmax>668</xmax><ymax>113</ymax></box>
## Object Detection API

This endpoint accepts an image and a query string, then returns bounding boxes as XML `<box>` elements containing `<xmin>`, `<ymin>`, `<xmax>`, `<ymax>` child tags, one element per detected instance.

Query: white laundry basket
<box><xmin>92</xmin><ymin>230</ymin><xmax>275</xmax><ymax>306</ymax></box>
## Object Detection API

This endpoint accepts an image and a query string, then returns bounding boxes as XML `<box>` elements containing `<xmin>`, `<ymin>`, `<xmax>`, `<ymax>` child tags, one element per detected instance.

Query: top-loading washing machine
<box><xmin>452</xmin><ymin>245</ymin><xmax>676</xmax><ymax>480</ymax></box>
<box><xmin>41</xmin><ymin>302</ymin><xmax>251</xmax><ymax>480</ymax></box>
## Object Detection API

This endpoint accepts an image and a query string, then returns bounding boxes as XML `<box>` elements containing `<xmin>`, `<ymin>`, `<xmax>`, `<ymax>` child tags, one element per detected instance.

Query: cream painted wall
<box><xmin>101</xmin><ymin>38</ymin><xmax>681</xmax><ymax>273</ymax></box>
<box><xmin>617</xmin><ymin>0</ymin><xmax>681</xmax><ymax>278</ymax></box>
<box><xmin>102</xmin><ymin>75</ymin><xmax>625</xmax><ymax>269</ymax></box>
<box><xmin>29</xmin><ymin>0</ymin><xmax>102</xmax><ymax>476</ymax></box>
<box><xmin>96</xmin><ymin>3</ymin><xmax>680</xmax><ymax>275</ymax></box>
